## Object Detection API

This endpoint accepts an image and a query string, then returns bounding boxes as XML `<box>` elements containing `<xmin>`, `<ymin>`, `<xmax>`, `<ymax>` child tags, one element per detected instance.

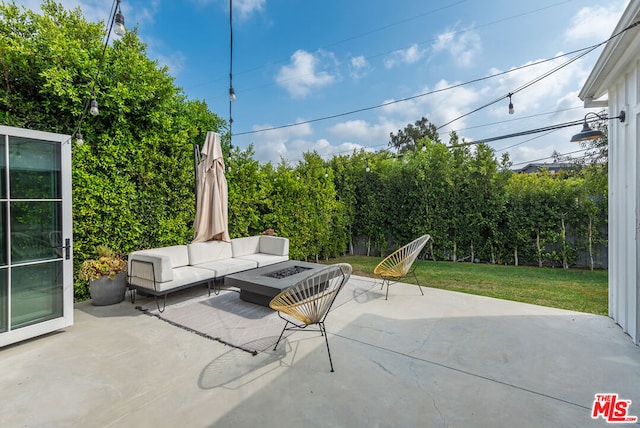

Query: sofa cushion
<box><xmin>194</xmin><ymin>257</ymin><xmax>257</xmax><ymax>277</ymax></box>
<box><xmin>129</xmin><ymin>266</ymin><xmax>216</xmax><ymax>293</ymax></box>
<box><xmin>132</xmin><ymin>245</ymin><xmax>189</xmax><ymax>268</ymax></box>
<box><xmin>234</xmin><ymin>254</ymin><xmax>289</xmax><ymax>267</ymax></box>
<box><xmin>187</xmin><ymin>240</ymin><xmax>233</xmax><ymax>266</ymax></box>
<box><xmin>128</xmin><ymin>253</ymin><xmax>174</xmax><ymax>283</ymax></box>
<box><xmin>259</xmin><ymin>236</ymin><xmax>289</xmax><ymax>256</ymax></box>
<box><xmin>231</xmin><ymin>236</ymin><xmax>260</xmax><ymax>257</ymax></box>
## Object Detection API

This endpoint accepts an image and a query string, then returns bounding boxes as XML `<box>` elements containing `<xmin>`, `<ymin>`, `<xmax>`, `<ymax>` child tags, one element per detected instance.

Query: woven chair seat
<box><xmin>374</xmin><ymin>234</ymin><xmax>430</xmax><ymax>300</ymax></box>
<box><xmin>269</xmin><ymin>263</ymin><xmax>352</xmax><ymax>372</ymax></box>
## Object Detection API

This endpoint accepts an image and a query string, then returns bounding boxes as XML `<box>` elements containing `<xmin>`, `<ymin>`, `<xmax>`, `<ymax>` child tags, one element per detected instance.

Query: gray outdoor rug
<box><xmin>136</xmin><ymin>275</ymin><xmax>378</xmax><ymax>355</ymax></box>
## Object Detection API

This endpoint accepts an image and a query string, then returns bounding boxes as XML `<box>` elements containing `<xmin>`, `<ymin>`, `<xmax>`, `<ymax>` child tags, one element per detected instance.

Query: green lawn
<box><xmin>324</xmin><ymin>256</ymin><xmax>608</xmax><ymax>315</ymax></box>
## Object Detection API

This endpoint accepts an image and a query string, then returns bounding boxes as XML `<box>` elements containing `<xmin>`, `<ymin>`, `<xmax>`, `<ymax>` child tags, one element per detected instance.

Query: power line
<box><xmin>511</xmin><ymin>148</ymin><xmax>588</xmax><ymax>167</ymax></box>
<box><xmin>454</xmin><ymin>105</ymin><xmax>584</xmax><ymax>133</ymax></box>
<box><xmin>233</xmin><ymin>46</ymin><xmax>597</xmax><ymax>137</ymax></box>
<box><xmin>435</xmin><ymin>44</ymin><xmax>603</xmax><ymax>131</ymax></box>
<box><xmin>280</xmin><ymin>105</ymin><xmax>597</xmax><ymax>165</ymax></box>
<box><xmin>467</xmin><ymin>118</ymin><xmax>584</xmax><ymax>144</ymax></box>
<box><xmin>494</xmin><ymin>129</ymin><xmax>563</xmax><ymax>153</ymax></box>
<box><xmin>234</xmin><ymin>19</ymin><xmax>639</xmax><ymax>139</ymax></box>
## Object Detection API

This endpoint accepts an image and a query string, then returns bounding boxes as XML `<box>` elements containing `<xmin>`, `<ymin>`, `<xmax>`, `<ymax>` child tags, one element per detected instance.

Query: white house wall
<box><xmin>607</xmin><ymin>65</ymin><xmax>639</xmax><ymax>344</ymax></box>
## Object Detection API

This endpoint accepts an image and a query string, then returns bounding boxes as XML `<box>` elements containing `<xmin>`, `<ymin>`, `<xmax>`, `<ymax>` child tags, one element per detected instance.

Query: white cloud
<box><xmin>234</xmin><ymin>0</ymin><xmax>266</xmax><ymax>20</ymax></box>
<box><xmin>378</xmin><ymin>80</ymin><xmax>485</xmax><ymax>140</ymax></box>
<box><xmin>153</xmin><ymin>50</ymin><xmax>187</xmax><ymax>76</ymax></box>
<box><xmin>245</xmin><ymin>120</ymin><xmax>376</xmax><ymax>164</ymax></box>
<box><xmin>248</xmin><ymin>121</ymin><xmax>311</xmax><ymax>164</ymax></box>
<box><xmin>384</xmin><ymin>43</ymin><xmax>427</xmax><ymax>69</ymax></box>
<box><xmin>349</xmin><ymin>55</ymin><xmax>371</xmax><ymax>80</ymax></box>
<box><xmin>564</xmin><ymin>2</ymin><xmax>626</xmax><ymax>43</ymax></box>
<box><xmin>328</xmin><ymin>118</ymin><xmax>400</xmax><ymax>145</ymax></box>
<box><xmin>12</xmin><ymin>0</ymin><xmax>160</xmax><ymax>31</ymax></box>
<box><xmin>128</xmin><ymin>1</ymin><xmax>160</xmax><ymax>27</ymax></box>
<box><xmin>12</xmin><ymin>0</ymin><xmax>111</xmax><ymax>23</ymax></box>
<box><xmin>189</xmin><ymin>0</ymin><xmax>264</xmax><ymax>19</ymax></box>
<box><xmin>289</xmin><ymin>138</ymin><xmax>367</xmax><ymax>160</ymax></box>
<box><xmin>487</xmin><ymin>54</ymin><xmax>589</xmax><ymax>117</ymax></box>
<box><xmin>432</xmin><ymin>28</ymin><xmax>481</xmax><ymax>68</ymax></box>
<box><xmin>276</xmin><ymin>50</ymin><xmax>338</xmax><ymax>98</ymax></box>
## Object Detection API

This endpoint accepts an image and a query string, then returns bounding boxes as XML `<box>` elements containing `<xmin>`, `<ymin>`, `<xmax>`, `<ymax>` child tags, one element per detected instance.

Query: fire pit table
<box><xmin>224</xmin><ymin>260</ymin><xmax>327</xmax><ymax>307</ymax></box>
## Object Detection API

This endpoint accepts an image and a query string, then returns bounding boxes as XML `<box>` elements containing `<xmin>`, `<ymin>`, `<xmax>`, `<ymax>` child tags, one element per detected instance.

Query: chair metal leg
<box><xmin>319</xmin><ymin>322</ymin><xmax>335</xmax><ymax>372</ymax></box>
<box><xmin>413</xmin><ymin>271</ymin><xmax>424</xmax><ymax>296</ymax></box>
<box><xmin>273</xmin><ymin>320</ymin><xmax>291</xmax><ymax>351</ymax></box>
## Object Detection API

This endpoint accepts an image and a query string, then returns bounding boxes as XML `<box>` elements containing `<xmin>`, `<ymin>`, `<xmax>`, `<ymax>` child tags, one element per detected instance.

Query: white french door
<box><xmin>0</xmin><ymin>126</ymin><xmax>73</xmax><ymax>347</ymax></box>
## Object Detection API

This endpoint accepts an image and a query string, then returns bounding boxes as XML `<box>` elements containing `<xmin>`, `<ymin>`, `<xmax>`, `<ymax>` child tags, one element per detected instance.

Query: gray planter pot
<box><xmin>90</xmin><ymin>272</ymin><xmax>127</xmax><ymax>306</ymax></box>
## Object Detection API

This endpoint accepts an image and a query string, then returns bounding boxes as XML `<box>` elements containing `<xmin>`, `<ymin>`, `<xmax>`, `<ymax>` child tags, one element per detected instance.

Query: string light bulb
<box><xmin>76</xmin><ymin>132</ymin><xmax>84</xmax><ymax>146</ymax></box>
<box><xmin>508</xmin><ymin>93</ymin><xmax>515</xmax><ymax>115</ymax></box>
<box><xmin>90</xmin><ymin>99</ymin><xmax>99</xmax><ymax>116</ymax></box>
<box><xmin>229</xmin><ymin>87</ymin><xmax>236</xmax><ymax>102</ymax></box>
<box><xmin>114</xmin><ymin>10</ymin><xmax>126</xmax><ymax>36</ymax></box>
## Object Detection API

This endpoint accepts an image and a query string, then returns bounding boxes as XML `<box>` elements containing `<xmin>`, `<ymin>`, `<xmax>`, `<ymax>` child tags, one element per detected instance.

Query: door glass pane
<box><xmin>0</xmin><ymin>268</ymin><xmax>6</xmax><ymax>333</ymax></box>
<box><xmin>0</xmin><ymin>135</ymin><xmax>6</xmax><ymax>199</ymax></box>
<box><xmin>11</xmin><ymin>261</ymin><xmax>62</xmax><ymax>329</ymax></box>
<box><xmin>11</xmin><ymin>201</ymin><xmax>61</xmax><ymax>263</ymax></box>
<box><xmin>9</xmin><ymin>136</ymin><xmax>61</xmax><ymax>199</ymax></box>
<box><xmin>0</xmin><ymin>203</ymin><xmax>6</xmax><ymax>266</ymax></box>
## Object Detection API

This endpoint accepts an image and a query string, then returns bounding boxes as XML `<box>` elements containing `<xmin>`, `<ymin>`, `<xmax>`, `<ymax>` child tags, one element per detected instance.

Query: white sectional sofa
<box><xmin>127</xmin><ymin>235</ymin><xmax>289</xmax><ymax>311</ymax></box>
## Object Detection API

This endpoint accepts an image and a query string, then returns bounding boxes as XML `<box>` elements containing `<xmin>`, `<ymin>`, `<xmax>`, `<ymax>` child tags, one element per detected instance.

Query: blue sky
<box><xmin>14</xmin><ymin>0</ymin><xmax>628</xmax><ymax>166</ymax></box>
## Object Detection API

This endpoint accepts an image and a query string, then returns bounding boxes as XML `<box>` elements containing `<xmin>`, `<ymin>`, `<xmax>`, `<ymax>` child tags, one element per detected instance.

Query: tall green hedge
<box><xmin>1</xmin><ymin>2</ymin><xmax>608</xmax><ymax>302</ymax></box>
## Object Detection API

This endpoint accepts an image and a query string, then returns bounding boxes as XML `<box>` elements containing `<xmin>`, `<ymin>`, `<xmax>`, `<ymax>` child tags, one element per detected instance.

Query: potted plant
<box><xmin>80</xmin><ymin>245</ymin><xmax>128</xmax><ymax>306</ymax></box>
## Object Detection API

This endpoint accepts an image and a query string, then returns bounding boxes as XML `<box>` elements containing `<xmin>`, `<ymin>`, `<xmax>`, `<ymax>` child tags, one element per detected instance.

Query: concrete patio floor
<box><xmin>1</xmin><ymin>275</ymin><xmax>639</xmax><ymax>428</ymax></box>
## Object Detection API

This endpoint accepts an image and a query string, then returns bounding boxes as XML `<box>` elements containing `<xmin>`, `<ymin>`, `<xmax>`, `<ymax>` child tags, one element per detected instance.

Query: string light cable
<box><xmin>70</xmin><ymin>0</ymin><xmax>122</xmax><ymax>143</ymax></box>
<box><xmin>233</xmin><ymin>48</ymin><xmax>592</xmax><ymax>137</ymax></box>
<box><xmin>233</xmin><ymin>19</ymin><xmax>639</xmax><ymax>138</ymax></box>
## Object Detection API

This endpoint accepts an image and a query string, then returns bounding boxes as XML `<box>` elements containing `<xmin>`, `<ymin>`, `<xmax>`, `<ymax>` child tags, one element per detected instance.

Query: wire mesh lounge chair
<box><xmin>269</xmin><ymin>263</ymin><xmax>352</xmax><ymax>372</ymax></box>
<box><xmin>374</xmin><ymin>234</ymin><xmax>431</xmax><ymax>300</ymax></box>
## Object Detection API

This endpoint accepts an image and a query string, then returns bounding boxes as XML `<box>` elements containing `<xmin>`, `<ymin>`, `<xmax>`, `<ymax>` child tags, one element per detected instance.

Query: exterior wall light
<box><xmin>570</xmin><ymin>111</ymin><xmax>626</xmax><ymax>142</ymax></box>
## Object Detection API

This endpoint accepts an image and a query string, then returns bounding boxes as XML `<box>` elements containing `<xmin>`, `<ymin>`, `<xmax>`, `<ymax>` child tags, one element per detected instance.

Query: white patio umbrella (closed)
<box><xmin>193</xmin><ymin>131</ymin><xmax>230</xmax><ymax>242</ymax></box>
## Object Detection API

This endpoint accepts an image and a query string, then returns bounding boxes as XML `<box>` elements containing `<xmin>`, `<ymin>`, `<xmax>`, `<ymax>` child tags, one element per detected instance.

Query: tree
<box><xmin>1</xmin><ymin>1</ymin><xmax>224</xmax><ymax>299</ymax></box>
<box><xmin>389</xmin><ymin>116</ymin><xmax>440</xmax><ymax>153</ymax></box>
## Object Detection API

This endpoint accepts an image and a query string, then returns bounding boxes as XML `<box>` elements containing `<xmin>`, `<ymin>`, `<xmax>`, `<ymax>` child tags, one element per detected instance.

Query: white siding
<box><xmin>608</xmin><ymin>66</ymin><xmax>639</xmax><ymax>344</ymax></box>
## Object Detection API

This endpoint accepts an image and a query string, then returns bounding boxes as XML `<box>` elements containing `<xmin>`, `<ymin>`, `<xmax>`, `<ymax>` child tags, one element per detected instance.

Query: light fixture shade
<box><xmin>570</xmin><ymin>124</ymin><xmax>605</xmax><ymax>142</ymax></box>
<box><xmin>570</xmin><ymin>111</ymin><xmax>625</xmax><ymax>142</ymax></box>
<box><xmin>90</xmin><ymin>99</ymin><xmax>99</xmax><ymax>116</ymax></box>
<box><xmin>114</xmin><ymin>11</ymin><xmax>126</xmax><ymax>36</ymax></box>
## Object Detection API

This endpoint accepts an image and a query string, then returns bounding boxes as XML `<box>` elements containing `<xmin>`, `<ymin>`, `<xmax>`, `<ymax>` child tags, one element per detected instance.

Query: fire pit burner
<box><xmin>264</xmin><ymin>265</ymin><xmax>312</xmax><ymax>279</ymax></box>
<box><xmin>224</xmin><ymin>260</ymin><xmax>326</xmax><ymax>306</ymax></box>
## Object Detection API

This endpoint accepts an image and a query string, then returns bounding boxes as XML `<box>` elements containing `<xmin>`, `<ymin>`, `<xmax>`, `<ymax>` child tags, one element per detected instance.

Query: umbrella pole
<box><xmin>194</xmin><ymin>143</ymin><xmax>200</xmax><ymax>214</ymax></box>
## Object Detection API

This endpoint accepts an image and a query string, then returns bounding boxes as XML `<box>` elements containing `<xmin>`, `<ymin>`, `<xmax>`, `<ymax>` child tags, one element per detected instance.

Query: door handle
<box><xmin>54</xmin><ymin>238</ymin><xmax>71</xmax><ymax>260</ymax></box>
